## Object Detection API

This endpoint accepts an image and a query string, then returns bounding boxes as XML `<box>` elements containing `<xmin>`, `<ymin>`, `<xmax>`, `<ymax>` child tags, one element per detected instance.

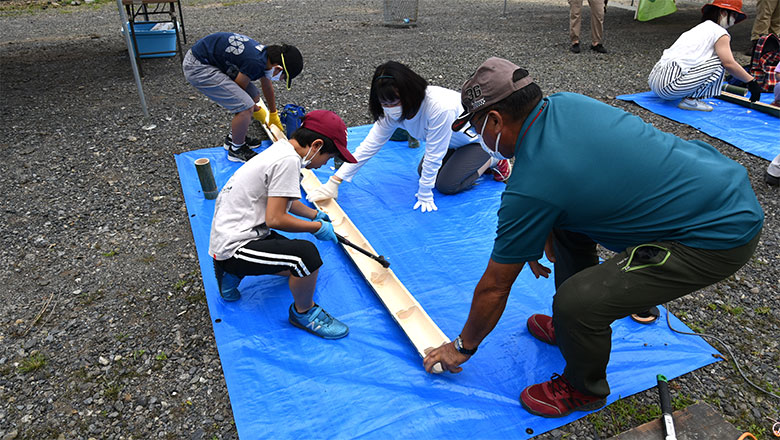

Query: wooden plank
<box><xmin>254</xmin><ymin>104</ymin><xmax>448</xmax><ymax>373</ymax></box>
<box><xmin>300</xmin><ymin>170</ymin><xmax>448</xmax><ymax>373</ymax></box>
<box><xmin>609</xmin><ymin>402</ymin><xmax>742</xmax><ymax>440</ymax></box>
<box><xmin>716</xmin><ymin>91</ymin><xmax>780</xmax><ymax>118</ymax></box>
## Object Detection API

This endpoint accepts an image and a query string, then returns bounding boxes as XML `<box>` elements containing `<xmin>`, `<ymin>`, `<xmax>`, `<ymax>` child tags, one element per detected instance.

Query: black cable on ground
<box><xmin>663</xmin><ymin>302</ymin><xmax>780</xmax><ymax>401</ymax></box>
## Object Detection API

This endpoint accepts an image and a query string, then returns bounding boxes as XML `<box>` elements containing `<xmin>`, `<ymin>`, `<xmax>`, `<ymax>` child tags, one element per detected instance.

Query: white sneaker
<box><xmin>678</xmin><ymin>98</ymin><xmax>713</xmax><ymax>112</ymax></box>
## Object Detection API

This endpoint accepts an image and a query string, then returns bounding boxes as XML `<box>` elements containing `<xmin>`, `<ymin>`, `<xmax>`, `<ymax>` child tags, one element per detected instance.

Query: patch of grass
<box><xmin>707</xmin><ymin>303</ymin><xmax>718</xmax><ymax>311</ymax></box>
<box><xmin>0</xmin><ymin>0</ymin><xmax>116</xmax><ymax>15</ymax></box>
<box><xmin>755</xmin><ymin>306</ymin><xmax>770</xmax><ymax>315</ymax></box>
<box><xmin>18</xmin><ymin>352</ymin><xmax>47</xmax><ymax>373</ymax></box>
<box><xmin>103</xmin><ymin>382</ymin><xmax>121</xmax><ymax>400</ymax></box>
<box><xmin>101</xmin><ymin>249</ymin><xmax>117</xmax><ymax>257</ymax></box>
<box><xmin>719</xmin><ymin>304</ymin><xmax>743</xmax><ymax>316</ymax></box>
<box><xmin>688</xmin><ymin>323</ymin><xmax>704</xmax><ymax>333</ymax></box>
<box><xmin>78</xmin><ymin>289</ymin><xmax>104</xmax><ymax>305</ymax></box>
<box><xmin>114</xmin><ymin>333</ymin><xmax>129</xmax><ymax>342</ymax></box>
<box><xmin>588</xmin><ymin>396</ymin><xmax>662</xmax><ymax>435</ymax></box>
<box><xmin>155</xmin><ymin>352</ymin><xmax>168</xmax><ymax>361</ymax></box>
<box><xmin>671</xmin><ymin>393</ymin><xmax>695</xmax><ymax>410</ymax></box>
<box><xmin>173</xmin><ymin>279</ymin><xmax>189</xmax><ymax>290</ymax></box>
<box><xmin>186</xmin><ymin>291</ymin><xmax>206</xmax><ymax>304</ymax></box>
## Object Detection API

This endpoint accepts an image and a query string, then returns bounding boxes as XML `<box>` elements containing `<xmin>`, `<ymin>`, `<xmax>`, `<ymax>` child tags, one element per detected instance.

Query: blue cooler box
<box><xmin>121</xmin><ymin>22</ymin><xmax>177</xmax><ymax>58</ymax></box>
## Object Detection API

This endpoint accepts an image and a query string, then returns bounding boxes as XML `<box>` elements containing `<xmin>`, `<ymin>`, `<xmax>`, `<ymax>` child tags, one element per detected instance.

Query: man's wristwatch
<box><xmin>454</xmin><ymin>335</ymin><xmax>478</xmax><ymax>355</ymax></box>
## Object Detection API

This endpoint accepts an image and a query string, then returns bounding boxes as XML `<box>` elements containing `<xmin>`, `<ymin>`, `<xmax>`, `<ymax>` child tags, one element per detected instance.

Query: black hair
<box><xmin>266</xmin><ymin>45</ymin><xmax>283</xmax><ymax>64</ymax></box>
<box><xmin>479</xmin><ymin>69</ymin><xmax>542</xmax><ymax>124</ymax></box>
<box><xmin>368</xmin><ymin>61</ymin><xmax>428</xmax><ymax>121</ymax></box>
<box><xmin>701</xmin><ymin>5</ymin><xmax>728</xmax><ymax>23</ymax></box>
<box><xmin>291</xmin><ymin>127</ymin><xmax>338</xmax><ymax>156</ymax></box>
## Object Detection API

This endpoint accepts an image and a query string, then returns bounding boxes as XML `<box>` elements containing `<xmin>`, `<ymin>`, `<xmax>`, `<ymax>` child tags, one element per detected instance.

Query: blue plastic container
<box><xmin>121</xmin><ymin>22</ymin><xmax>177</xmax><ymax>58</ymax></box>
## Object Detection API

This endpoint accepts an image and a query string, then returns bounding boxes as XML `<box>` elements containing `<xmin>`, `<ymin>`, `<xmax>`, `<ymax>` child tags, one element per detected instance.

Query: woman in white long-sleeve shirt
<box><xmin>306</xmin><ymin>61</ymin><xmax>511</xmax><ymax>213</ymax></box>
<box><xmin>648</xmin><ymin>0</ymin><xmax>762</xmax><ymax>111</ymax></box>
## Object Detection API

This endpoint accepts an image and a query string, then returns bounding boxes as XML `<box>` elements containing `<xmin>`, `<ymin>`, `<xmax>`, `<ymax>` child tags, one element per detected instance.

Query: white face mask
<box><xmin>383</xmin><ymin>106</ymin><xmax>403</xmax><ymax>121</ymax></box>
<box><xmin>478</xmin><ymin>115</ymin><xmax>508</xmax><ymax>161</ymax></box>
<box><xmin>265</xmin><ymin>67</ymin><xmax>283</xmax><ymax>81</ymax></box>
<box><xmin>718</xmin><ymin>11</ymin><xmax>736</xmax><ymax>28</ymax></box>
<box><xmin>301</xmin><ymin>145</ymin><xmax>322</xmax><ymax>168</ymax></box>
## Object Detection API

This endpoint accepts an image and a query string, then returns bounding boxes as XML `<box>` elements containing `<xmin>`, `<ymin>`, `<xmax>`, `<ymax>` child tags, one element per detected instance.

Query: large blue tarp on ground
<box><xmin>175</xmin><ymin>125</ymin><xmax>719</xmax><ymax>439</ymax></box>
<box><xmin>617</xmin><ymin>91</ymin><xmax>779</xmax><ymax>161</ymax></box>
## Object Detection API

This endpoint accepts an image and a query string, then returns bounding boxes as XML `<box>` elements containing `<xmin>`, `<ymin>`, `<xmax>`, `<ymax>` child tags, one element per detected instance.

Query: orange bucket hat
<box><xmin>702</xmin><ymin>0</ymin><xmax>747</xmax><ymax>24</ymax></box>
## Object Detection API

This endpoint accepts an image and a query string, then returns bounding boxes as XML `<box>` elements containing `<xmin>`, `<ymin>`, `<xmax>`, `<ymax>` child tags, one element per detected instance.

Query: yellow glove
<box><xmin>269</xmin><ymin>111</ymin><xmax>283</xmax><ymax>132</ymax></box>
<box><xmin>253</xmin><ymin>106</ymin><xmax>268</xmax><ymax>123</ymax></box>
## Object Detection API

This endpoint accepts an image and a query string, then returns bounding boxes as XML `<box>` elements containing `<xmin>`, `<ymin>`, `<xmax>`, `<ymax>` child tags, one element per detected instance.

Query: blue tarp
<box><xmin>617</xmin><ymin>91</ymin><xmax>779</xmax><ymax>161</ymax></box>
<box><xmin>175</xmin><ymin>125</ymin><xmax>720</xmax><ymax>439</ymax></box>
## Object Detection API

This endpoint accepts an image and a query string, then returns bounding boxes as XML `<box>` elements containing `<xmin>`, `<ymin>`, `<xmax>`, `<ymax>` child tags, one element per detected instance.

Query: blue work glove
<box><xmin>313</xmin><ymin>220</ymin><xmax>338</xmax><ymax>243</ymax></box>
<box><xmin>746</xmin><ymin>80</ymin><xmax>762</xmax><ymax>103</ymax></box>
<box><xmin>313</xmin><ymin>210</ymin><xmax>331</xmax><ymax>222</ymax></box>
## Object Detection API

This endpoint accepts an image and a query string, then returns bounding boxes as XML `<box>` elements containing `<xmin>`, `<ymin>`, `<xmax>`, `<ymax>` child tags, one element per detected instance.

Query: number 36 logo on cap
<box><xmin>465</xmin><ymin>85</ymin><xmax>482</xmax><ymax>101</ymax></box>
<box><xmin>465</xmin><ymin>84</ymin><xmax>485</xmax><ymax>110</ymax></box>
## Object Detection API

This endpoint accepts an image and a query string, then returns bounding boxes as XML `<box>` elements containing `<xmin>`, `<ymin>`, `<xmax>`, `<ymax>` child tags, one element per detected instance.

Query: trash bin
<box><xmin>383</xmin><ymin>0</ymin><xmax>419</xmax><ymax>27</ymax></box>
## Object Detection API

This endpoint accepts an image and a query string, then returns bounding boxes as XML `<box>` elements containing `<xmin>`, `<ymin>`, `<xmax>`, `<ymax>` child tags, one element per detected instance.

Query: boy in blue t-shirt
<box><xmin>183</xmin><ymin>32</ymin><xmax>303</xmax><ymax>162</ymax></box>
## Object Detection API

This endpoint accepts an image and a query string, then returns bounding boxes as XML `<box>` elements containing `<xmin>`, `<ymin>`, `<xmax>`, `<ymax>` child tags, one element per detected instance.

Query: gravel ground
<box><xmin>1</xmin><ymin>0</ymin><xmax>778</xmax><ymax>438</ymax></box>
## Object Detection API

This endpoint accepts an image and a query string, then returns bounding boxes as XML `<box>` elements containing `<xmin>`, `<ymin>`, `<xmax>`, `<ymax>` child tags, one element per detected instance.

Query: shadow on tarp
<box><xmin>175</xmin><ymin>125</ymin><xmax>719</xmax><ymax>439</ymax></box>
<box><xmin>617</xmin><ymin>90</ymin><xmax>778</xmax><ymax>161</ymax></box>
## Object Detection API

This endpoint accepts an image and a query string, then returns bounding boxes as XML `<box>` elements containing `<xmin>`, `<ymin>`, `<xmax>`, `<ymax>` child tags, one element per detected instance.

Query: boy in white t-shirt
<box><xmin>209</xmin><ymin>110</ymin><xmax>357</xmax><ymax>339</ymax></box>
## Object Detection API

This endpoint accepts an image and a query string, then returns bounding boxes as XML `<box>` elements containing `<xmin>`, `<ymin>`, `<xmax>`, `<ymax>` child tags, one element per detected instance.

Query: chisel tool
<box><xmin>657</xmin><ymin>374</ymin><xmax>677</xmax><ymax>440</ymax></box>
<box><xmin>336</xmin><ymin>233</ymin><xmax>390</xmax><ymax>268</ymax></box>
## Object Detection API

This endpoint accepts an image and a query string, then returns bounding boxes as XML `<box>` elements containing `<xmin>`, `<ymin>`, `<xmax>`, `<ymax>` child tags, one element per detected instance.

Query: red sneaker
<box><xmin>527</xmin><ymin>314</ymin><xmax>556</xmax><ymax>345</ymax></box>
<box><xmin>492</xmin><ymin>159</ymin><xmax>512</xmax><ymax>182</ymax></box>
<box><xmin>520</xmin><ymin>374</ymin><xmax>607</xmax><ymax>418</ymax></box>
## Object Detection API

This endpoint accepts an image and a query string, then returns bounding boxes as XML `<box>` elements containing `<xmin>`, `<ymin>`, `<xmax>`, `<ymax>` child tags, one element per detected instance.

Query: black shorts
<box><xmin>216</xmin><ymin>231</ymin><xmax>323</xmax><ymax>278</ymax></box>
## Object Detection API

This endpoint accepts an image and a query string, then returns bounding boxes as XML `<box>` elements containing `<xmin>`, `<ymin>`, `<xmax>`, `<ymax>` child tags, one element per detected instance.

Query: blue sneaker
<box><xmin>214</xmin><ymin>261</ymin><xmax>242</xmax><ymax>301</ymax></box>
<box><xmin>288</xmin><ymin>304</ymin><xmax>349</xmax><ymax>339</ymax></box>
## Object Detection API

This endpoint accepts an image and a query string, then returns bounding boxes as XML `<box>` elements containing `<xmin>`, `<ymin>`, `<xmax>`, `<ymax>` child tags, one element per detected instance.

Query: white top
<box><xmin>334</xmin><ymin>86</ymin><xmax>477</xmax><ymax>194</ymax></box>
<box><xmin>209</xmin><ymin>140</ymin><xmax>301</xmax><ymax>260</ymax></box>
<box><xmin>654</xmin><ymin>21</ymin><xmax>729</xmax><ymax>71</ymax></box>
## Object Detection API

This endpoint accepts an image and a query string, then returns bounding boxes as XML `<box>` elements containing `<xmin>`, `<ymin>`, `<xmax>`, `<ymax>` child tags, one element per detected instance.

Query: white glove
<box><xmin>307</xmin><ymin>176</ymin><xmax>341</xmax><ymax>202</ymax></box>
<box><xmin>413</xmin><ymin>188</ymin><xmax>438</xmax><ymax>213</ymax></box>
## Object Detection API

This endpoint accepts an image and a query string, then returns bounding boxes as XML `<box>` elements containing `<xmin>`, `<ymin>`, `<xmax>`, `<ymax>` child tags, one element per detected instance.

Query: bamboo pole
<box><xmin>194</xmin><ymin>158</ymin><xmax>218</xmax><ymax>200</ymax></box>
<box><xmin>718</xmin><ymin>84</ymin><xmax>780</xmax><ymax>117</ymax></box>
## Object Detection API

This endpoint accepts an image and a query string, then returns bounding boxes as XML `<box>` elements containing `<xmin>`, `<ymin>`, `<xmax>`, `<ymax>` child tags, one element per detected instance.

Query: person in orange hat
<box><xmin>648</xmin><ymin>0</ymin><xmax>762</xmax><ymax>111</ymax></box>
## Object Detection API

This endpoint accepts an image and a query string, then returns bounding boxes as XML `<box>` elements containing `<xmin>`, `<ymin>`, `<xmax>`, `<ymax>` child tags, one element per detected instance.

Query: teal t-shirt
<box><xmin>492</xmin><ymin>93</ymin><xmax>763</xmax><ymax>264</ymax></box>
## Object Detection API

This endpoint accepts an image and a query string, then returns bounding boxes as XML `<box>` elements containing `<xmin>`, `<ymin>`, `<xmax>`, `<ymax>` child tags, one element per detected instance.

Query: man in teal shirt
<box><xmin>423</xmin><ymin>57</ymin><xmax>763</xmax><ymax>418</ymax></box>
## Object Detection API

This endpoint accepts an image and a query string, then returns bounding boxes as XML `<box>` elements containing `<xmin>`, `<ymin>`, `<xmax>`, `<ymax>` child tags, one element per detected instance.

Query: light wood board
<box><xmin>254</xmin><ymin>106</ymin><xmax>448</xmax><ymax>373</ymax></box>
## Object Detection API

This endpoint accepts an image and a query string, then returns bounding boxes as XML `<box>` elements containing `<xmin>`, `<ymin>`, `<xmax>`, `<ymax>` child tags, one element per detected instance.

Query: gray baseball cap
<box><xmin>451</xmin><ymin>57</ymin><xmax>534</xmax><ymax>131</ymax></box>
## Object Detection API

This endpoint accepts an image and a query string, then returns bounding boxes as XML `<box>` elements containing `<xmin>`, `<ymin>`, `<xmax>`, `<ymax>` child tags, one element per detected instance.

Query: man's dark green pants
<box><xmin>550</xmin><ymin>228</ymin><xmax>761</xmax><ymax>397</ymax></box>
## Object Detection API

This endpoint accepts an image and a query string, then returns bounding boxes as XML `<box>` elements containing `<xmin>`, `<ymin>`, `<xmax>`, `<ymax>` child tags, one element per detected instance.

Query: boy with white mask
<box><xmin>209</xmin><ymin>110</ymin><xmax>357</xmax><ymax>339</ymax></box>
<box><xmin>648</xmin><ymin>0</ymin><xmax>761</xmax><ymax>111</ymax></box>
<box><xmin>307</xmin><ymin>61</ymin><xmax>512</xmax><ymax>214</ymax></box>
<box><xmin>183</xmin><ymin>33</ymin><xmax>303</xmax><ymax>162</ymax></box>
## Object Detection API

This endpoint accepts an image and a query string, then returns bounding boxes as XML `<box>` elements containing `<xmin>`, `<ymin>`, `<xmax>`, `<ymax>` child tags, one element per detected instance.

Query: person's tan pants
<box><xmin>751</xmin><ymin>0</ymin><xmax>780</xmax><ymax>41</ymax></box>
<box><xmin>569</xmin><ymin>0</ymin><xmax>605</xmax><ymax>46</ymax></box>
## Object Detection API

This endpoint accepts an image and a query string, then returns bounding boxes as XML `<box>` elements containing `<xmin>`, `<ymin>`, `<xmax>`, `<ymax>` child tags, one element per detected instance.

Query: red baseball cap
<box><xmin>301</xmin><ymin>110</ymin><xmax>357</xmax><ymax>163</ymax></box>
<box><xmin>702</xmin><ymin>0</ymin><xmax>746</xmax><ymax>23</ymax></box>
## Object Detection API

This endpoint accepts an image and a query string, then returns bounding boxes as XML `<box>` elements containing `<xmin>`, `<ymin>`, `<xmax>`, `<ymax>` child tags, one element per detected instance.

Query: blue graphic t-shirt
<box><xmin>191</xmin><ymin>32</ymin><xmax>268</xmax><ymax>81</ymax></box>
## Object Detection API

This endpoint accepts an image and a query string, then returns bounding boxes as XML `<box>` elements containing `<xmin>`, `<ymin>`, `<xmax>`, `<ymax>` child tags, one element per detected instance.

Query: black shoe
<box><xmin>225</xmin><ymin>140</ymin><xmax>258</xmax><ymax>163</ymax></box>
<box><xmin>591</xmin><ymin>44</ymin><xmax>608</xmax><ymax>54</ymax></box>
<box><xmin>570</xmin><ymin>43</ymin><xmax>581</xmax><ymax>53</ymax></box>
<box><xmin>765</xmin><ymin>171</ymin><xmax>780</xmax><ymax>187</ymax></box>
<box><xmin>224</xmin><ymin>134</ymin><xmax>263</xmax><ymax>150</ymax></box>
<box><xmin>631</xmin><ymin>306</ymin><xmax>660</xmax><ymax>324</ymax></box>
